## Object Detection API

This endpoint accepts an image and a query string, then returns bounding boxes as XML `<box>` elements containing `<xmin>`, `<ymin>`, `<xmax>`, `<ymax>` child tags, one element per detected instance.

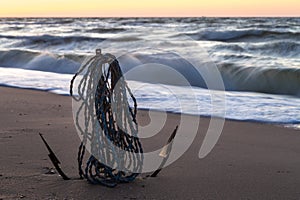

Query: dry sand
<box><xmin>1</xmin><ymin>86</ymin><xmax>300</xmax><ymax>200</ymax></box>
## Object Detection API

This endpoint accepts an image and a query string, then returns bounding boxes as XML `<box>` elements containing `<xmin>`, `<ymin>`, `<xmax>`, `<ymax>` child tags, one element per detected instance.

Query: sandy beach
<box><xmin>1</xmin><ymin>86</ymin><xmax>300</xmax><ymax>200</ymax></box>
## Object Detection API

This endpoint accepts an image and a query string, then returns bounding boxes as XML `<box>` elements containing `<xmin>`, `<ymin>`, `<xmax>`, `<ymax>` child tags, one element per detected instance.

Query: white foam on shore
<box><xmin>0</xmin><ymin>67</ymin><xmax>72</xmax><ymax>95</ymax></box>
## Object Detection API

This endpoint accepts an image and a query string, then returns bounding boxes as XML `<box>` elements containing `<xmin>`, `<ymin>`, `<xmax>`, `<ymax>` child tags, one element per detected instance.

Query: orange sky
<box><xmin>0</xmin><ymin>0</ymin><xmax>299</xmax><ymax>17</ymax></box>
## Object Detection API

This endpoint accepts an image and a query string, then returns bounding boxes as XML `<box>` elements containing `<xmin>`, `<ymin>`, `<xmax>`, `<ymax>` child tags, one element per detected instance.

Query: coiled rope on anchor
<box><xmin>70</xmin><ymin>49</ymin><xmax>143</xmax><ymax>187</ymax></box>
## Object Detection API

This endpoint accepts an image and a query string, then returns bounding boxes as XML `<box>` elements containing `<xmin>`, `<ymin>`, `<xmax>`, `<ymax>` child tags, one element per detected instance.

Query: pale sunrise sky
<box><xmin>0</xmin><ymin>0</ymin><xmax>299</xmax><ymax>17</ymax></box>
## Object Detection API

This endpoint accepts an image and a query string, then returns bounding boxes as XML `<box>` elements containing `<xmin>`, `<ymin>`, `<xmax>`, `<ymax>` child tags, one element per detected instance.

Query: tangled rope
<box><xmin>70</xmin><ymin>49</ymin><xmax>143</xmax><ymax>187</ymax></box>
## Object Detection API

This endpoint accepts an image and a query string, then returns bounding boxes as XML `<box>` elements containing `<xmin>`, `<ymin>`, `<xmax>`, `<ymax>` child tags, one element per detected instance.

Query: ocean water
<box><xmin>0</xmin><ymin>17</ymin><xmax>299</xmax><ymax>128</ymax></box>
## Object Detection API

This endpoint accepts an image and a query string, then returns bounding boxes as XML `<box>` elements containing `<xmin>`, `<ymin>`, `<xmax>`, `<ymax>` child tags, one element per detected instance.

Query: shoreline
<box><xmin>1</xmin><ymin>86</ymin><xmax>300</xmax><ymax>199</ymax></box>
<box><xmin>0</xmin><ymin>84</ymin><xmax>298</xmax><ymax>130</ymax></box>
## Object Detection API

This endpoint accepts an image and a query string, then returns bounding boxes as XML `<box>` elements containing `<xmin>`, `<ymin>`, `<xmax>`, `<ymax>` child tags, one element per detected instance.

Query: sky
<box><xmin>0</xmin><ymin>0</ymin><xmax>299</xmax><ymax>17</ymax></box>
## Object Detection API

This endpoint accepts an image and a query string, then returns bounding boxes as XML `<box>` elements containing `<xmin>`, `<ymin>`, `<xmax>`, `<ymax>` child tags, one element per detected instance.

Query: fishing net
<box><xmin>70</xmin><ymin>49</ymin><xmax>144</xmax><ymax>187</ymax></box>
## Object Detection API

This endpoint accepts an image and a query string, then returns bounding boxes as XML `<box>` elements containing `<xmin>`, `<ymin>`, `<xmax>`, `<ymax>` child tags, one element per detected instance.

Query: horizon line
<box><xmin>0</xmin><ymin>15</ymin><xmax>299</xmax><ymax>18</ymax></box>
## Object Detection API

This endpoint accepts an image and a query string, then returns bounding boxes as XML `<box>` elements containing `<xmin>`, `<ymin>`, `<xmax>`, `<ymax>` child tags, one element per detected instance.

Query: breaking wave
<box><xmin>0</xmin><ymin>49</ymin><xmax>299</xmax><ymax>97</ymax></box>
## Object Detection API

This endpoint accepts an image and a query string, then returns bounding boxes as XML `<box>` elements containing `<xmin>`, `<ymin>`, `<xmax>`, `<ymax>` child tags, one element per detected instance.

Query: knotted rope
<box><xmin>70</xmin><ymin>49</ymin><xmax>143</xmax><ymax>187</ymax></box>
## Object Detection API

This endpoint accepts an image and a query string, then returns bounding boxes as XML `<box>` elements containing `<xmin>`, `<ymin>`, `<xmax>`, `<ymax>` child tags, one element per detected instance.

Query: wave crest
<box><xmin>0</xmin><ymin>50</ymin><xmax>83</xmax><ymax>74</ymax></box>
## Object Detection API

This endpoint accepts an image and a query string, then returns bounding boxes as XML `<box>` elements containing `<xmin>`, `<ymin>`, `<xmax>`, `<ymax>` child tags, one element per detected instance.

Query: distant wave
<box><xmin>213</xmin><ymin>44</ymin><xmax>246</xmax><ymax>52</ymax></box>
<box><xmin>213</xmin><ymin>41</ymin><xmax>300</xmax><ymax>57</ymax></box>
<box><xmin>0</xmin><ymin>34</ymin><xmax>105</xmax><ymax>47</ymax></box>
<box><xmin>0</xmin><ymin>33</ymin><xmax>142</xmax><ymax>49</ymax></box>
<box><xmin>184</xmin><ymin>29</ymin><xmax>300</xmax><ymax>42</ymax></box>
<box><xmin>247</xmin><ymin>41</ymin><xmax>300</xmax><ymax>57</ymax></box>
<box><xmin>85</xmin><ymin>27</ymin><xmax>126</xmax><ymax>33</ymax></box>
<box><xmin>0</xmin><ymin>18</ymin><xmax>75</xmax><ymax>25</ymax></box>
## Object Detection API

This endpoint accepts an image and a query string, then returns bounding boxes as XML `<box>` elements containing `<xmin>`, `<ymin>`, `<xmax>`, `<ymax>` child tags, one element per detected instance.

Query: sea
<box><xmin>0</xmin><ymin>17</ymin><xmax>299</xmax><ymax>129</ymax></box>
